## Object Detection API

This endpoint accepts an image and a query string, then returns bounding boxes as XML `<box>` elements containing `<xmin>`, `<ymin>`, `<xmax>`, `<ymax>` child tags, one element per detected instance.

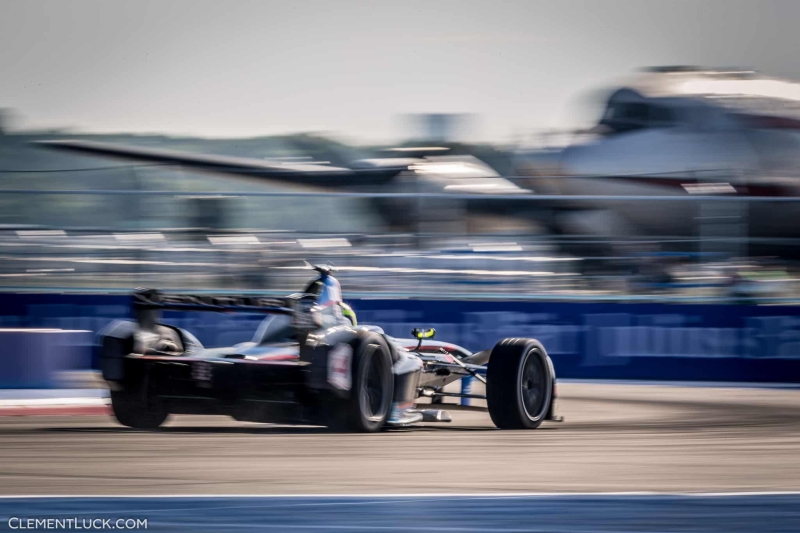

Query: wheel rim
<box><xmin>519</xmin><ymin>349</ymin><xmax>548</xmax><ymax>421</ymax></box>
<box><xmin>359</xmin><ymin>344</ymin><xmax>391</xmax><ymax>422</ymax></box>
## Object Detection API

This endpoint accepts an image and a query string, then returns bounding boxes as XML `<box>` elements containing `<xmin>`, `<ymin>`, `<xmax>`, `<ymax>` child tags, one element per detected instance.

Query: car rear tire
<box><xmin>110</xmin><ymin>385</ymin><xmax>168</xmax><ymax>430</ymax></box>
<box><xmin>486</xmin><ymin>338</ymin><xmax>553</xmax><ymax>429</ymax></box>
<box><xmin>330</xmin><ymin>332</ymin><xmax>394</xmax><ymax>432</ymax></box>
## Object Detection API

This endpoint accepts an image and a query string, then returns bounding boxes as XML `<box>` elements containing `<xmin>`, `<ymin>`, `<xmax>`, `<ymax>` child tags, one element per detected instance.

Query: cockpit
<box><xmin>253</xmin><ymin>268</ymin><xmax>353</xmax><ymax>345</ymax></box>
<box><xmin>252</xmin><ymin>314</ymin><xmax>295</xmax><ymax>345</ymax></box>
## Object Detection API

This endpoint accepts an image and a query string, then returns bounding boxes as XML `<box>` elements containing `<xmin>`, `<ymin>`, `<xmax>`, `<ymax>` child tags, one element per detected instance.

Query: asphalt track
<box><xmin>1</xmin><ymin>382</ymin><xmax>799</xmax><ymax>496</ymax></box>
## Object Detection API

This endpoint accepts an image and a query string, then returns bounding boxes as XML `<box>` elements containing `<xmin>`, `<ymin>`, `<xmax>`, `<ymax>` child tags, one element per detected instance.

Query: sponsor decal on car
<box><xmin>192</xmin><ymin>361</ymin><xmax>213</xmax><ymax>387</ymax></box>
<box><xmin>328</xmin><ymin>343</ymin><xmax>353</xmax><ymax>391</ymax></box>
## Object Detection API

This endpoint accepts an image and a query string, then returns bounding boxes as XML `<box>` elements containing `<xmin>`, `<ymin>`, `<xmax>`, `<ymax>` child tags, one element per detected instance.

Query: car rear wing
<box><xmin>132</xmin><ymin>288</ymin><xmax>319</xmax><ymax>331</ymax></box>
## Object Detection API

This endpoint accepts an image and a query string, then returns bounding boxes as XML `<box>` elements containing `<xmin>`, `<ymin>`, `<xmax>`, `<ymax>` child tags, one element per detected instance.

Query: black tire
<box><xmin>110</xmin><ymin>385</ymin><xmax>168</xmax><ymax>430</ymax></box>
<box><xmin>486</xmin><ymin>338</ymin><xmax>553</xmax><ymax>429</ymax></box>
<box><xmin>330</xmin><ymin>332</ymin><xmax>394</xmax><ymax>432</ymax></box>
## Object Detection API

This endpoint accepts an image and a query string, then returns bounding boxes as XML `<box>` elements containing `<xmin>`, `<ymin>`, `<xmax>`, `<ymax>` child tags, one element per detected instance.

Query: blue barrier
<box><xmin>356</xmin><ymin>300</ymin><xmax>800</xmax><ymax>383</ymax></box>
<box><xmin>1</xmin><ymin>293</ymin><xmax>799</xmax><ymax>384</ymax></box>
<box><xmin>0</xmin><ymin>329</ymin><xmax>92</xmax><ymax>388</ymax></box>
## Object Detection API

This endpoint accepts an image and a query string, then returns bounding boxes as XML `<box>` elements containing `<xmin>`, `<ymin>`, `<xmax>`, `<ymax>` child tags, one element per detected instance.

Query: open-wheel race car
<box><xmin>99</xmin><ymin>265</ymin><xmax>561</xmax><ymax>432</ymax></box>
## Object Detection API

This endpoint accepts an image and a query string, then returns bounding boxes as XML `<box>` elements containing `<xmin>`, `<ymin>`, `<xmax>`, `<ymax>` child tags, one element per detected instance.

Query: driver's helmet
<box><xmin>303</xmin><ymin>274</ymin><xmax>342</xmax><ymax>307</ymax></box>
<box><xmin>303</xmin><ymin>273</ymin><xmax>356</xmax><ymax>326</ymax></box>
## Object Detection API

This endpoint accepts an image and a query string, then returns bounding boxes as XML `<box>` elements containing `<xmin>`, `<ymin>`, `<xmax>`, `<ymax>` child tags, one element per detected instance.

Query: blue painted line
<box><xmin>0</xmin><ymin>494</ymin><xmax>798</xmax><ymax>532</ymax></box>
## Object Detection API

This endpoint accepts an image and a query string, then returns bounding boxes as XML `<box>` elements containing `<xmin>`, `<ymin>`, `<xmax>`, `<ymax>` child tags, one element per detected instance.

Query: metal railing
<box><xmin>0</xmin><ymin>187</ymin><xmax>797</xmax><ymax>303</ymax></box>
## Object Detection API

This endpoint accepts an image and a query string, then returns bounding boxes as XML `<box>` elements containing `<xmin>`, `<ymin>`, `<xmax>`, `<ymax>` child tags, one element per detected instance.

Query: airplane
<box><xmin>37</xmin><ymin>67</ymin><xmax>800</xmax><ymax>259</ymax></box>
<box><xmin>36</xmin><ymin>138</ymin><xmax>533</xmax><ymax>237</ymax></box>
<box><xmin>514</xmin><ymin>66</ymin><xmax>800</xmax><ymax>257</ymax></box>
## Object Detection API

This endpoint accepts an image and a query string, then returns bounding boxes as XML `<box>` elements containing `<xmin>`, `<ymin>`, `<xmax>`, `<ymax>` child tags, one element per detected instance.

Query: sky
<box><xmin>2</xmin><ymin>0</ymin><xmax>800</xmax><ymax>143</ymax></box>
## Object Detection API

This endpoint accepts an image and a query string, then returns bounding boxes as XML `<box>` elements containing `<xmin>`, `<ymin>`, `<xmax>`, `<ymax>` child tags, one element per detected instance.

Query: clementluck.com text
<box><xmin>8</xmin><ymin>517</ymin><xmax>148</xmax><ymax>530</ymax></box>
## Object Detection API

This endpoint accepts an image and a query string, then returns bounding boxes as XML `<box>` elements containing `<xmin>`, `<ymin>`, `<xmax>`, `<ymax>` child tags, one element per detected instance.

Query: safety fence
<box><xmin>1</xmin><ymin>188</ymin><xmax>800</xmax><ymax>302</ymax></box>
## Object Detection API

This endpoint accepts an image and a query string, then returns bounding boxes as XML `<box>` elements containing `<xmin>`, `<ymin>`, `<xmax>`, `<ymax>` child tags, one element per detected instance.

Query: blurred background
<box><xmin>0</xmin><ymin>0</ymin><xmax>800</xmax><ymax>394</ymax></box>
<box><xmin>3</xmin><ymin>0</ymin><xmax>800</xmax><ymax>304</ymax></box>
<box><xmin>2</xmin><ymin>0</ymin><xmax>800</xmax><ymax>381</ymax></box>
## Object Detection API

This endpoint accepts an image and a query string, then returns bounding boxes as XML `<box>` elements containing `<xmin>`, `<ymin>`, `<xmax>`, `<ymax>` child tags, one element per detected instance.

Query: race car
<box><xmin>99</xmin><ymin>265</ymin><xmax>560</xmax><ymax>432</ymax></box>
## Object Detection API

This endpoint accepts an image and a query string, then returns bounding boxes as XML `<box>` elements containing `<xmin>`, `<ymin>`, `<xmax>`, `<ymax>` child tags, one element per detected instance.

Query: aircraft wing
<box><xmin>36</xmin><ymin>140</ymin><xmax>407</xmax><ymax>189</ymax></box>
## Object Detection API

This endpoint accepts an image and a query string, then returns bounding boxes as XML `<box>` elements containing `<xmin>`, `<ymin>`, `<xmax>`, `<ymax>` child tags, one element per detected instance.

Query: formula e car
<box><xmin>99</xmin><ymin>266</ymin><xmax>560</xmax><ymax>432</ymax></box>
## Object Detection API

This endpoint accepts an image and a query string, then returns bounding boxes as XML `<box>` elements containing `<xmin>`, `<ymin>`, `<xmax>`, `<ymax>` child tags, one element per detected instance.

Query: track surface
<box><xmin>1</xmin><ymin>383</ymin><xmax>799</xmax><ymax>495</ymax></box>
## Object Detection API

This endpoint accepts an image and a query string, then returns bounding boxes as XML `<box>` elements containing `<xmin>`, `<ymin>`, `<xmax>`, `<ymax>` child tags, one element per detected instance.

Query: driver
<box><xmin>302</xmin><ymin>267</ymin><xmax>356</xmax><ymax>326</ymax></box>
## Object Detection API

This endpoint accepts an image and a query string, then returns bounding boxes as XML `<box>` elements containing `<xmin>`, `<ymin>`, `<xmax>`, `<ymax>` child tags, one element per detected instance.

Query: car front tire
<box><xmin>486</xmin><ymin>338</ymin><xmax>553</xmax><ymax>429</ymax></box>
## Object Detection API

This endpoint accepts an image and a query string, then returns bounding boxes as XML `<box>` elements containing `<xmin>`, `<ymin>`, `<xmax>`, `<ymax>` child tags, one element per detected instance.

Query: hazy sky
<box><xmin>2</xmin><ymin>0</ymin><xmax>799</xmax><ymax>142</ymax></box>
